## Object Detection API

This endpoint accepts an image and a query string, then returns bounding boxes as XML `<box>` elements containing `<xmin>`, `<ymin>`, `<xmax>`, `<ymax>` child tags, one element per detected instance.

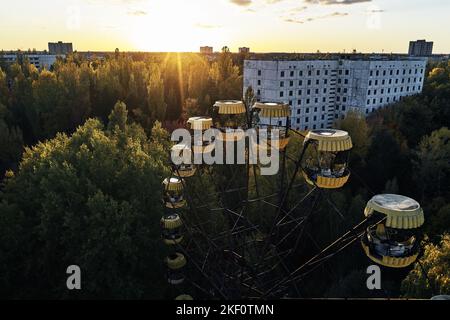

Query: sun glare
<box><xmin>129</xmin><ymin>0</ymin><xmax>223</xmax><ymax>52</ymax></box>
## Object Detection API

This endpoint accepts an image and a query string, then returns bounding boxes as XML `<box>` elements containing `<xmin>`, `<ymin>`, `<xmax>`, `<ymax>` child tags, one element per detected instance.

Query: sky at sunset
<box><xmin>1</xmin><ymin>0</ymin><xmax>449</xmax><ymax>53</ymax></box>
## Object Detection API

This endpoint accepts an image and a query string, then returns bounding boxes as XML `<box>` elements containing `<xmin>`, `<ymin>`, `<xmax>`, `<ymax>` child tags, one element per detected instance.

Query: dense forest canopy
<box><xmin>0</xmin><ymin>52</ymin><xmax>449</xmax><ymax>299</ymax></box>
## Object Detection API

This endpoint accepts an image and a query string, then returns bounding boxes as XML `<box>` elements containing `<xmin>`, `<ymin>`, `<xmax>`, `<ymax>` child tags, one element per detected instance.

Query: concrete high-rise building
<box><xmin>0</xmin><ymin>53</ymin><xmax>58</xmax><ymax>70</ymax></box>
<box><xmin>408</xmin><ymin>40</ymin><xmax>433</xmax><ymax>56</ymax></box>
<box><xmin>48</xmin><ymin>41</ymin><xmax>73</xmax><ymax>55</ymax></box>
<box><xmin>239</xmin><ymin>47</ymin><xmax>250</xmax><ymax>54</ymax></box>
<box><xmin>244</xmin><ymin>56</ymin><xmax>427</xmax><ymax>131</ymax></box>
<box><xmin>200</xmin><ymin>46</ymin><xmax>213</xmax><ymax>54</ymax></box>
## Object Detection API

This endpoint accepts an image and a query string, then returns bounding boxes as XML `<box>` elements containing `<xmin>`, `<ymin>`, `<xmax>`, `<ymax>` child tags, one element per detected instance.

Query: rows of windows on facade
<box><xmin>0</xmin><ymin>41</ymin><xmax>73</xmax><ymax>71</ymax></box>
<box><xmin>244</xmin><ymin>58</ymin><xmax>427</xmax><ymax>131</ymax></box>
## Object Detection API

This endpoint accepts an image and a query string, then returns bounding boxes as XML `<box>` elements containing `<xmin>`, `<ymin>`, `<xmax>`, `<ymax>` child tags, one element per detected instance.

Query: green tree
<box><xmin>32</xmin><ymin>69</ymin><xmax>61</xmax><ymax>139</ymax></box>
<box><xmin>0</xmin><ymin>104</ymin><xmax>170</xmax><ymax>299</ymax></box>
<box><xmin>365</xmin><ymin>128</ymin><xmax>410</xmax><ymax>193</ymax></box>
<box><xmin>337</xmin><ymin>110</ymin><xmax>370</xmax><ymax>164</ymax></box>
<box><xmin>415</xmin><ymin>127</ymin><xmax>450</xmax><ymax>201</ymax></box>
<box><xmin>395</xmin><ymin>98</ymin><xmax>433</xmax><ymax>147</ymax></box>
<box><xmin>0</xmin><ymin>118</ymin><xmax>24</xmax><ymax>174</ymax></box>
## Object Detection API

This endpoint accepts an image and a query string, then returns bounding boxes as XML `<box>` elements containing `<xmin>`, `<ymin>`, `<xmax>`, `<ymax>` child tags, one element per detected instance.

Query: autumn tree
<box><xmin>401</xmin><ymin>235</ymin><xmax>450</xmax><ymax>298</ymax></box>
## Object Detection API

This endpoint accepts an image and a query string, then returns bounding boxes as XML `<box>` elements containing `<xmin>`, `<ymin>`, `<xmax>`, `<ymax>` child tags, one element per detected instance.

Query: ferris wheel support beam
<box><xmin>262</xmin><ymin>216</ymin><xmax>386</xmax><ymax>298</ymax></box>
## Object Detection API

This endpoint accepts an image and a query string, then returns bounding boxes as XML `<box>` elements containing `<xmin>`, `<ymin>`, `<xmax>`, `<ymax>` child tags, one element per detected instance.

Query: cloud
<box><xmin>284</xmin><ymin>11</ymin><xmax>349</xmax><ymax>24</ymax></box>
<box><xmin>194</xmin><ymin>23</ymin><xmax>222</xmax><ymax>29</ymax></box>
<box><xmin>304</xmin><ymin>0</ymin><xmax>371</xmax><ymax>5</ymax></box>
<box><xmin>229</xmin><ymin>0</ymin><xmax>253</xmax><ymax>6</ymax></box>
<box><xmin>127</xmin><ymin>10</ymin><xmax>148</xmax><ymax>16</ymax></box>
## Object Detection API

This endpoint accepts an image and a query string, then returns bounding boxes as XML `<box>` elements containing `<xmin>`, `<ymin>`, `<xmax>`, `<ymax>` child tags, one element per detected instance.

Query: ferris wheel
<box><xmin>160</xmin><ymin>99</ymin><xmax>425</xmax><ymax>300</ymax></box>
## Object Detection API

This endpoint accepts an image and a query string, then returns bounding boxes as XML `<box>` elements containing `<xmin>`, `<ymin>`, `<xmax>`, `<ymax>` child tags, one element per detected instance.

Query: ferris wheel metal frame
<box><xmin>161</xmin><ymin>99</ymin><xmax>426</xmax><ymax>300</ymax></box>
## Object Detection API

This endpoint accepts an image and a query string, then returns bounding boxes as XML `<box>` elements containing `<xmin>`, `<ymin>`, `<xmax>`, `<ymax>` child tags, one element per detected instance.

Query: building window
<box><xmin>280</xmin><ymin>91</ymin><xmax>284</xmax><ymax>97</ymax></box>
<box><xmin>299</xmin><ymin>80</ymin><xmax>303</xmax><ymax>86</ymax></box>
<box><xmin>280</xmin><ymin>81</ymin><xmax>284</xmax><ymax>87</ymax></box>
<box><xmin>258</xmin><ymin>70</ymin><xmax>262</xmax><ymax>76</ymax></box>
<box><xmin>290</xmin><ymin>71</ymin><xmax>294</xmax><ymax>77</ymax></box>
<box><xmin>257</xmin><ymin>80</ymin><xmax>261</xmax><ymax>86</ymax></box>
<box><xmin>281</xmin><ymin>71</ymin><xmax>285</xmax><ymax>77</ymax></box>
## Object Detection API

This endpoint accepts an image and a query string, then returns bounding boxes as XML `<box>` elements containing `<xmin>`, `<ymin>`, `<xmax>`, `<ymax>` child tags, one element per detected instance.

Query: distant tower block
<box><xmin>48</xmin><ymin>41</ymin><xmax>73</xmax><ymax>55</ymax></box>
<box><xmin>200</xmin><ymin>46</ymin><xmax>213</xmax><ymax>54</ymax></box>
<box><xmin>408</xmin><ymin>40</ymin><xmax>433</xmax><ymax>56</ymax></box>
<box><xmin>239</xmin><ymin>47</ymin><xmax>250</xmax><ymax>54</ymax></box>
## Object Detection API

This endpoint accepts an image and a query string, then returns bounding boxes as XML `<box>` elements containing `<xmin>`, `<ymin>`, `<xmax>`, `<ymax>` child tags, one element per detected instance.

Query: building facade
<box><xmin>200</xmin><ymin>46</ymin><xmax>213</xmax><ymax>54</ymax></box>
<box><xmin>48</xmin><ymin>41</ymin><xmax>73</xmax><ymax>55</ymax></box>
<box><xmin>409</xmin><ymin>40</ymin><xmax>433</xmax><ymax>56</ymax></box>
<box><xmin>1</xmin><ymin>53</ymin><xmax>59</xmax><ymax>70</ymax></box>
<box><xmin>244</xmin><ymin>57</ymin><xmax>427</xmax><ymax>130</ymax></box>
<box><xmin>239</xmin><ymin>47</ymin><xmax>250</xmax><ymax>54</ymax></box>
